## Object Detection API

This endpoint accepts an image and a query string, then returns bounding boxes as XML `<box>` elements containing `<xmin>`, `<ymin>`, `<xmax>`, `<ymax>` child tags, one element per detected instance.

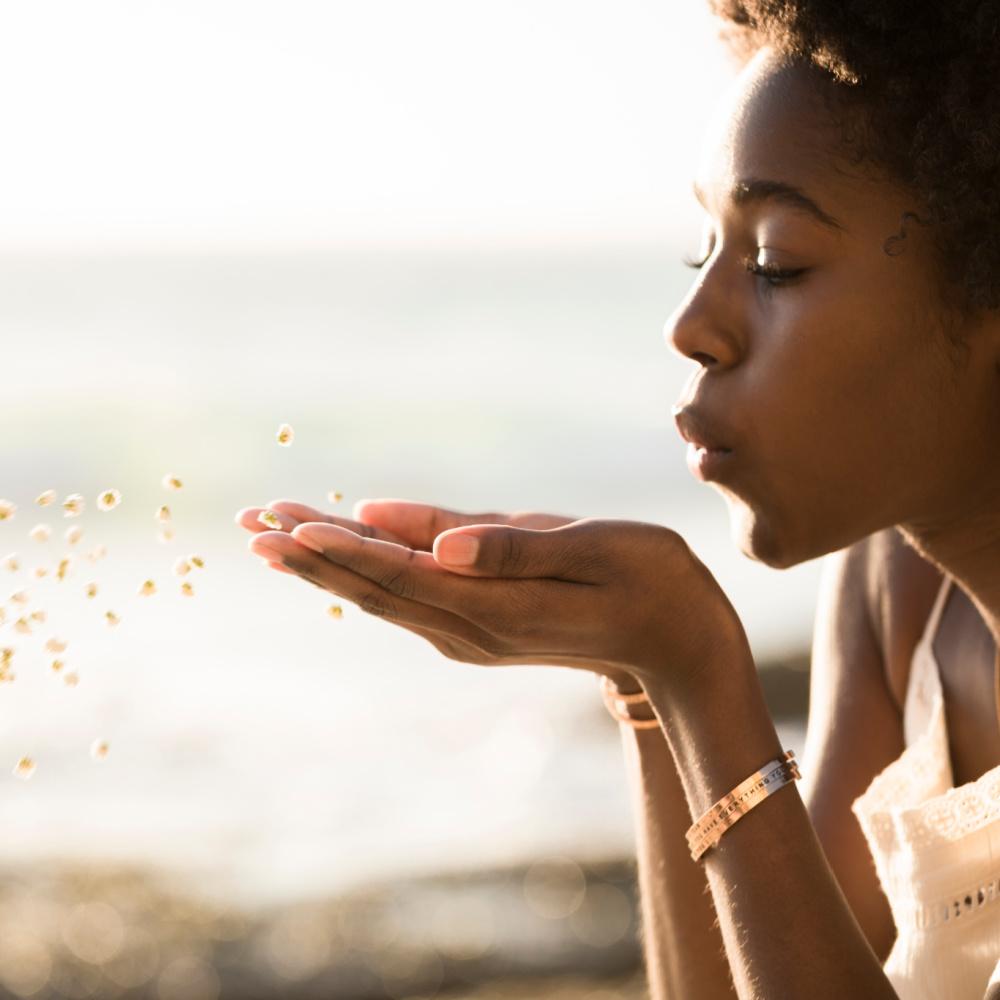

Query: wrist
<box><xmin>643</xmin><ymin>640</ymin><xmax>784</xmax><ymax>817</ymax></box>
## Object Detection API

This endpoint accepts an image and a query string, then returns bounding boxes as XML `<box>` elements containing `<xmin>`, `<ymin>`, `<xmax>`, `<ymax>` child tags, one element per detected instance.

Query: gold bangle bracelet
<box><xmin>598</xmin><ymin>675</ymin><xmax>661</xmax><ymax>730</ymax></box>
<box><xmin>686</xmin><ymin>750</ymin><xmax>801</xmax><ymax>862</ymax></box>
<box><xmin>599</xmin><ymin>675</ymin><xmax>650</xmax><ymax>705</ymax></box>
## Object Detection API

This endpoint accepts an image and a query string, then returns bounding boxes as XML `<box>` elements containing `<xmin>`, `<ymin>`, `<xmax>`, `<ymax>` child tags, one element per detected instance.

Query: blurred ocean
<box><xmin>0</xmin><ymin>246</ymin><xmax>816</xmax><ymax>907</ymax></box>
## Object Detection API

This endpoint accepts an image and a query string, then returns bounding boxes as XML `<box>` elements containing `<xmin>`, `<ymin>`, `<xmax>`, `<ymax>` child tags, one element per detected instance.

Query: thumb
<box><xmin>432</xmin><ymin>523</ymin><xmax>590</xmax><ymax>579</ymax></box>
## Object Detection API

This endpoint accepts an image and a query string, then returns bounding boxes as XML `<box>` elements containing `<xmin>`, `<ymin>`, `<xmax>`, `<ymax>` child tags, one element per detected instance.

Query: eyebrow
<box><xmin>693</xmin><ymin>177</ymin><xmax>844</xmax><ymax>232</ymax></box>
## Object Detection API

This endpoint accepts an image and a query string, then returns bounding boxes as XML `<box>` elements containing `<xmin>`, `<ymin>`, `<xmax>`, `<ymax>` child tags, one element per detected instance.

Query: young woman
<box><xmin>237</xmin><ymin>3</ymin><xmax>1000</xmax><ymax>996</ymax></box>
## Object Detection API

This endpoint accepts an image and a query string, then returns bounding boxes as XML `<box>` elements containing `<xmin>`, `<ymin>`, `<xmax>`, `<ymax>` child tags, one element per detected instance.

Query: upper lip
<box><xmin>672</xmin><ymin>407</ymin><xmax>733</xmax><ymax>452</ymax></box>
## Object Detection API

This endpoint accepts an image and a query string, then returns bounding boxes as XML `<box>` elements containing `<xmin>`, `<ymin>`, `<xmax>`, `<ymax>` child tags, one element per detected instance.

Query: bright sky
<box><xmin>1</xmin><ymin>1</ymin><xmax>735</xmax><ymax>248</ymax></box>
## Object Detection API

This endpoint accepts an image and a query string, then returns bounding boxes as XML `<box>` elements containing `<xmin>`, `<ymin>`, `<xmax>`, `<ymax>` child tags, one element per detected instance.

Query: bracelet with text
<box><xmin>686</xmin><ymin>750</ymin><xmax>801</xmax><ymax>862</ymax></box>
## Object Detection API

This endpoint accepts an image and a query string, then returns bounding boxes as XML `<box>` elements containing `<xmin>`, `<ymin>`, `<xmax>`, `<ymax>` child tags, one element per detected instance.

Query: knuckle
<box><xmin>376</xmin><ymin>567</ymin><xmax>415</xmax><ymax>601</ymax></box>
<box><xmin>498</xmin><ymin>531</ymin><xmax>526</xmax><ymax>575</ymax></box>
<box><xmin>358</xmin><ymin>591</ymin><xmax>393</xmax><ymax>618</ymax></box>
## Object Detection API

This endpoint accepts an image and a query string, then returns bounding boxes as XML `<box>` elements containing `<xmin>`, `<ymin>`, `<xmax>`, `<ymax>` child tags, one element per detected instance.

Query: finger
<box><xmin>285</xmin><ymin>521</ymin><xmax>492</xmax><ymax>620</ymax></box>
<box><xmin>234</xmin><ymin>506</ymin><xmax>300</xmax><ymax>533</ymax></box>
<box><xmin>432</xmin><ymin>521</ymin><xmax>604</xmax><ymax>581</ymax></box>
<box><xmin>352</xmin><ymin>499</ymin><xmax>579</xmax><ymax>549</ymax></box>
<box><xmin>351</xmin><ymin>499</ymin><xmax>511</xmax><ymax>551</ymax></box>
<box><xmin>234</xmin><ymin>501</ymin><xmax>409</xmax><ymax>545</ymax></box>
<box><xmin>248</xmin><ymin>529</ymin><xmax>500</xmax><ymax>647</ymax></box>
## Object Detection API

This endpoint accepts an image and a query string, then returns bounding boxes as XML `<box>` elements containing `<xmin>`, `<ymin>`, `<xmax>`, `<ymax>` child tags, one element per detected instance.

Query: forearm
<box><xmin>645</xmin><ymin>643</ymin><xmax>896</xmax><ymax>1000</ymax></box>
<box><xmin>619</xmin><ymin>714</ymin><xmax>739</xmax><ymax>999</ymax></box>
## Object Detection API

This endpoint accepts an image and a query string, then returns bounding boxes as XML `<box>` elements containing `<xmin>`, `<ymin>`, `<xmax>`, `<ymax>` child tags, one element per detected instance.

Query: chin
<box><xmin>725</xmin><ymin>499</ymin><xmax>813</xmax><ymax>570</ymax></box>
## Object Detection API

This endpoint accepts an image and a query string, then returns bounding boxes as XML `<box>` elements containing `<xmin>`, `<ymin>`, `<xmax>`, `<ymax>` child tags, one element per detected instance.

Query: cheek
<box><xmin>758</xmin><ymin>278</ymin><xmax>944</xmax><ymax>455</ymax></box>
<box><xmin>739</xmin><ymin>287</ymin><xmax>952</xmax><ymax>532</ymax></box>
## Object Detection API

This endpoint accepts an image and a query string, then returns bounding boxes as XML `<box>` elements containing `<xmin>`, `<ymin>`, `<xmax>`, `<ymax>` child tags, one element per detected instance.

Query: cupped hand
<box><xmin>236</xmin><ymin>498</ymin><xmax>747</xmax><ymax>691</ymax></box>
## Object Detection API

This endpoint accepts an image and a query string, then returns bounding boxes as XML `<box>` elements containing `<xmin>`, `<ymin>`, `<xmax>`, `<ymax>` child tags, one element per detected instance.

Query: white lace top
<box><xmin>852</xmin><ymin>575</ymin><xmax>1000</xmax><ymax>1000</ymax></box>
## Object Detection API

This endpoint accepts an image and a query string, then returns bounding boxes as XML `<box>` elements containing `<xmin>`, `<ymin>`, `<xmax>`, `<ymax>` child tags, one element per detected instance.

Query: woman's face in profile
<box><xmin>666</xmin><ymin>47</ymin><xmax>999</xmax><ymax>570</ymax></box>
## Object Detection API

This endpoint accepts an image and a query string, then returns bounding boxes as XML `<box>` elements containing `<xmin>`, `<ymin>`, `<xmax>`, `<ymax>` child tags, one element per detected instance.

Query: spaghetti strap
<box><xmin>918</xmin><ymin>574</ymin><xmax>954</xmax><ymax>655</ymax></box>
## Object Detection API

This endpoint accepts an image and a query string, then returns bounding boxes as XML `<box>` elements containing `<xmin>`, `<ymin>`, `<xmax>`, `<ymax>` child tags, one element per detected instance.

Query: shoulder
<box><xmin>844</xmin><ymin>527</ymin><xmax>944</xmax><ymax>712</ymax></box>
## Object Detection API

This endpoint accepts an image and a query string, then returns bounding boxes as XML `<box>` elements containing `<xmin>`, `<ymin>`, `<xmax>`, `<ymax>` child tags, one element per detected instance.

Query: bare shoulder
<box><xmin>861</xmin><ymin>527</ymin><xmax>945</xmax><ymax>711</ymax></box>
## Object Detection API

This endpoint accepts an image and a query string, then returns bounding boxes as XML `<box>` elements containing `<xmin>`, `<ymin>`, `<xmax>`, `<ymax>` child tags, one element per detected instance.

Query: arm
<box><xmin>643</xmin><ymin>548</ymin><xmax>901</xmax><ymax>999</ymax></box>
<box><xmin>615</xmin><ymin>684</ymin><xmax>739</xmax><ymax>998</ymax></box>
<box><xmin>242</xmin><ymin>505</ymin><xmax>901</xmax><ymax>995</ymax></box>
<box><xmin>617</xmin><ymin>532</ymin><xmax>901</xmax><ymax>997</ymax></box>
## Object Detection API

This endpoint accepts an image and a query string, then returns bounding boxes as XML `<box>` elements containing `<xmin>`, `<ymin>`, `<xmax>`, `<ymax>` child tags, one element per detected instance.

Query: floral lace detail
<box><xmin>856</xmin><ymin>685</ymin><xmax>1000</xmax><ymax>855</ymax></box>
<box><xmin>900</xmin><ymin>766</ymin><xmax>1000</xmax><ymax>849</ymax></box>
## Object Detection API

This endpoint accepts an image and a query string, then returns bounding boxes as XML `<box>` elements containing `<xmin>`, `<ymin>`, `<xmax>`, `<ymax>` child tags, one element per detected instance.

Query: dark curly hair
<box><xmin>709</xmin><ymin>1</ymin><xmax>1000</xmax><ymax>313</ymax></box>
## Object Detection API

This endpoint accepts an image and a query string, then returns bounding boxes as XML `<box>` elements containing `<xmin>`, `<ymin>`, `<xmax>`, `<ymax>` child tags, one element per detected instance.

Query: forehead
<box><xmin>696</xmin><ymin>48</ymin><xmax>900</xmax><ymax>229</ymax></box>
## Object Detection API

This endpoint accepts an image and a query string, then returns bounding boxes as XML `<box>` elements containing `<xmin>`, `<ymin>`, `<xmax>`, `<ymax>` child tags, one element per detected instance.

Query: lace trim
<box><xmin>853</xmin><ymin>638</ymin><xmax>1000</xmax><ymax>856</ymax></box>
<box><xmin>894</xmin><ymin>872</ymin><xmax>1000</xmax><ymax>932</ymax></box>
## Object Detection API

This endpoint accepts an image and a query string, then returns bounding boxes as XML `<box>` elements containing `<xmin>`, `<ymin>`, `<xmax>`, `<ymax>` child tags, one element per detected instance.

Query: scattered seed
<box><xmin>2</xmin><ymin>554</ymin><xmax>18</xmax><ymax>572</ymax></box>
<box><xmin>50</xmin><ymin>659</ymin><xmax>64</xmax><ymax>672</ymax></box>
<box><xmin>97</xmin><ymin>488</ymin><xmax>121</xmax><ymax>511</ymax></box>
<box><xmin>0</xmin><ymin>500</ymin><xmax>16</xmax><ymax>522</ymax></box>
<box><xmin>90</xmin><ymin>739</ymin><xmax>109</xmax><ymax>760</ymax></box>
<box><xmin>14</xmin><ymin>617</ymin><xmax>31</xmax><ymax>635</ymax></box>
<box><xmin>35</xmin><ymin>490</ymin><xmax>56</xmax><ymax>507</ymax></box>
<box><xmin>327</xmin><ymin>605</ymin><xmax>343</xmax><ymax>619</ymax></box>
<box><xmin>28</xmin><ymin>610</ymin><xmax>46</xmax><ymax>624</ymax></box>
<box><xmin>0</xmin><ymin>609</ymin><xmax>5</xmax><ymax>625</ymax></box>
<box><xmin>104</xmin><ymin>610</ymin><xmax>121</xmax><ymax>627</ymax></box>
<box><xmin>328</xmin><ymin>491</ymin><xmax>344</xmax><ymax>503</ymax></box>
<box><xmin>189</xmin><ymin>555</ymin><xmax>204</xmax><ymax>569</ymax></box>
<box><xmin>32</xmin><ymin>567</ymin><xmax>47</xmax><ymax>579</ymax></box>
<box><xmin>162</xmin><ymin>475</ymin><xmax>183</xmax><ymax>491</ymax></box>
<box><xmin>63</xmin><ymin>672</ymin><xmax>79</xmax><ymax>687</ymax></box>
<box><xmin>180</xmin><ymin>581</ymin><xmax>194</xmax><ymax>597</ymax></box>
<box><xmin>86</xmin><ymin>544</ymin><xmax>107</xmax><ymax>563</ymax></box>
<box><xmin>173</xmin><ymin>557</ymin><xmax>191</xmax><ymax>576</ymax></box>
<box><xmin>29</xmin><ymin>524</ymin><xmax>51</xmax><ymax>543</ymax></box>
<box><xmin>65</xmin><ymin>525</ymin><xmax>83</xmax><ymax>545</ymax></box>
<box><xmin>9</xmin><ymin>590</ymin><xmax>28</xmax><ymax>605</ymax></box>
<box><xmin>257</xmin><ymin>510</ymin><xmax>283</xmax><ymax>530</ymax></box>
<box><xmin>276</xmin><ymin>423</ymin><xmax>294</xmax><ymax>446</ymax></box>
<box><xmin>157</xmin><ymin>528</ymin><xmax>175</xmax><ymax>544</ymax></box>
<box><xmin>45</xmin><ymin>638</ymin><xmax>67</xmax><ymax>654</ymax></box>
<box><xmin>62</xmin><ymin>494</ymin><xmax>85</xmax><ymax>518</ymax></box>
<box><xmin>84</xmin><ymin>582</ymin><xmax>98</xmax><ymax>599</ymax></box>
<box><xmin>13</xmin><ymin>757</ymin><xmax>35</xmax><ymax>779</ymax></box>
<box><xmin>0</xmin><ymin>648</ymin><xmax>13</xmax><ymax>664</ymax></box>
<box><xmin>56</xmin><ymin>557</ymin><xmax>71</xmax><ymax>581</ymax></box>
<box><xmin>138</xmin><ymin>579</ymin><xmax>156</xmax><ymax>597</ymax></box>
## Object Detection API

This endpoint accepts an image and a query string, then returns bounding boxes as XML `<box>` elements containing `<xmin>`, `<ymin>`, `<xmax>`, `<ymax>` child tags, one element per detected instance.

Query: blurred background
<box><xmin>0</xmin><ymin>2</ymin><xmax>822</xmax><ymax>997</ymax></box>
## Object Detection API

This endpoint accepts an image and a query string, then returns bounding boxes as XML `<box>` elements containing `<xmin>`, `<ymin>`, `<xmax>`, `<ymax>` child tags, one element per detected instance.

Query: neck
<box><xmin>898</xmin><ymin>486</ymin><xmax>1000</xmax><ymax>652</ymax></box>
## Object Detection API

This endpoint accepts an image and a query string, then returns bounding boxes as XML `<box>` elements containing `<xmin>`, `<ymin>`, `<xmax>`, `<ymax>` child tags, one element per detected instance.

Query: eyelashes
<box><xmin>682</xmin><ymin>251</ymin><xmax>712</xmax><ymax>270</ymax></box>
<box><xmin>681</xmin><ymin>250</ymin><xmax>808</xmax><ymax>289</ymax></box>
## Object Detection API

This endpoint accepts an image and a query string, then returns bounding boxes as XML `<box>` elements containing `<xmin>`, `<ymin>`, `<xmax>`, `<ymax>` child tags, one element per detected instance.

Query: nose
<box><xmin>663</xmin><ymin>268</ymin><xmax>741</xmax><ymax>369</ymax></box>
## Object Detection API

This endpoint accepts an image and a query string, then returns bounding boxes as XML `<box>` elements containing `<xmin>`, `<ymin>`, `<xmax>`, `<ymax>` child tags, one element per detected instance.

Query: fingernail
<box><xmin>292</xmin><ymin>528</ymin><xmax>323</xmax><ymax>554</ymax></box>
<box><xmin>437</xmin><ymin>533</ymin><xmax>479</xmax><ymax>566</ymax></box>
